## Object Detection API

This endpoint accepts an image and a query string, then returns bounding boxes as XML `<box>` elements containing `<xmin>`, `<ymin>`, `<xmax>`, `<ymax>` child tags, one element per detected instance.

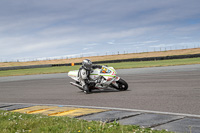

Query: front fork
<box><xmin>96</xmin><ymin>76</ymin><xmax>121</xmax><ymax>88</ymax></box>
<box><xmin>110</xmin><ymin>76</ymin><xmax>120</xmax><ymax>88</ymax></box>
<box><xmin>114</xmin><ymin>76</ymin><xmax>120</xmax><ymax>81</ymax></box>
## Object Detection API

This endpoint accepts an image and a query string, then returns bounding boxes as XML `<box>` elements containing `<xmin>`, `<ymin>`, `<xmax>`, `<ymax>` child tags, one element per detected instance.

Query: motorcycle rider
<box><xmin>79</xmin><ymin>59</ymin><xmax>102</xmax><ymax>94</ymax></box>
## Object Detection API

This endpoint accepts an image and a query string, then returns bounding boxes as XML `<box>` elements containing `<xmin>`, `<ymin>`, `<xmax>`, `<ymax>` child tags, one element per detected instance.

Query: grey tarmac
<box><xmin>0</xmin><ymin>64</ymin><xmax>200</xmax><ymax>132</ymax></box>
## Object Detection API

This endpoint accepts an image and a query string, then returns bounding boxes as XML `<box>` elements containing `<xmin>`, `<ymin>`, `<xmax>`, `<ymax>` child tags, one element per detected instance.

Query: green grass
<box><xmin>0</xmin><ymin>110</ymin><xmax>171</xmax><ymax>133</ymax></box>
<box><xmin>107</xmin><ymin>57</ymin><xmax>200</xmax><ymax>69</ymax></box>
<box><xmin>0</xmin><ymin>57</ymin><xmax>200</xmax><ymax>77</ymax></box>
<box><xmin>0</xmin><ymin>65</ymin><xmax>80</xmax><ymax>77</ymax></box>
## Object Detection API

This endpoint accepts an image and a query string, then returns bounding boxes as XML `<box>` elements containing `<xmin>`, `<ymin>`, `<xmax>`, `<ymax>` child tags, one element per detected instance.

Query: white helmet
<box><xmin>82</xmin><ymin>59</ymin><xmax>92</xmax><ymax>70</ymax></box>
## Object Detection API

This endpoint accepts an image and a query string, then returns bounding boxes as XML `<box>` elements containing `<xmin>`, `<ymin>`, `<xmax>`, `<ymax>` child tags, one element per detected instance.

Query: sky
<box><xmin>0</xmin><ymin>0</ymin><xmax>200</xmax><ymax>62</ymax></box>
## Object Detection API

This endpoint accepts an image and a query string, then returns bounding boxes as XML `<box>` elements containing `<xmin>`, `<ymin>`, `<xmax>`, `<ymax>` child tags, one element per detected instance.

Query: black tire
<box><xmin>116</xmin><ymin>78</ymin><xmax>128</xmax><ymax>91</ymax></box>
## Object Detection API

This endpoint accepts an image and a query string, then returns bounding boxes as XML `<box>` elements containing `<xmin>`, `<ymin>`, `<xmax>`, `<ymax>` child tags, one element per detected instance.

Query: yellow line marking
<box><xmin>12</xmin><ymin>106</ymin><xmax>57</xmax><ymax>114</ymax></box>
<box><xmin>51</xmin><ymin>108</ymin><xmax>108</xmax><ymax>117</ymax></box>
<box><xmin>12</xmin><ymin>106</ymin><xmax>108</xmax><ymax>118</ymax></box>
<box><xmin>12</xmin><ymin>107</ymin><xmax>32</xmax><ymax>113</ymax></box>
<box><xmin>48</xmin><ymin>108</ymin><xmax>80</xmax><ymax>116</ymax></box>
<box><xmin>38</xmin><ymin>107</ymin><xmax>77</xmax><ymax>116</ymax></box>
<box><xmin>27</xmin><ymin>108</ymin><xmax>55</xmax><ymax>114</ymax></box>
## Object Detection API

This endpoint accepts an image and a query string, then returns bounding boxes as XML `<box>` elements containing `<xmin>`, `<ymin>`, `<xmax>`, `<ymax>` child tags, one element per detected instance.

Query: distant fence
<box><xmin>0</xmin><ymin>53</ymin><xmax>200</xmax><ymax>71</ymax></box>
<box><xmin>0</xmin><ymin>64</ymin><xmax>52</xmax><ymax>71</ymax></box>
<box><xmin>1</xmin><ymin>45</ymin><xmax>200</xmax><ymax>62</ymax></box>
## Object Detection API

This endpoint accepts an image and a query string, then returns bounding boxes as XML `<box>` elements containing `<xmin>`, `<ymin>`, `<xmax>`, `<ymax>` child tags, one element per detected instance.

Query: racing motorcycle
<box><xmin>68</xmin><ymin>66</ymin><xmax>128</xmax><ymax>92</ymax></box>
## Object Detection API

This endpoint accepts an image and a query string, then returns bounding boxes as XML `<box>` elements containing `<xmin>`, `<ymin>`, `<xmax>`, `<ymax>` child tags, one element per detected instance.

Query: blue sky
<box><xmin>0</xmin><ymin>0</ymin><xmax>200</xmax><ymax>62</ymax></box>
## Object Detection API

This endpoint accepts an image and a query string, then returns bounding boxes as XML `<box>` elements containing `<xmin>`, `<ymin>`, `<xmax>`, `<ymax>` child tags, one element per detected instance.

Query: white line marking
<box><xmin>1</xmin><ymin>102</ymin><xmax>200</xmax><ymax>118</ymax></box>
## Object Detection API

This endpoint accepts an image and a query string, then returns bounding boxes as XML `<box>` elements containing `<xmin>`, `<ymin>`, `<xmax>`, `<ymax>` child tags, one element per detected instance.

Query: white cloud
<box><xmin>173</xmin><ymin>24</ymin><xmax>200</xmax><ymax>33</ymax></box>
<box><xmin>87</xmin><ymin>43</ymin><xmax>99</xmax><ymax>46</ymax></box>
<box><xmin>140</xmin><ymin>40</ymin><xmax>160</xmax><ymax>44</ymax></box>
<box><xmin>83</xmin><ymin>47</ymin><xmax>93</xmax><ymax>51</ymax></box>
<box><xmin>0</xmin><ymin>0</ymin><xmax>200</xmax><ymax>61</ymax></box>
<box><xmin>107</xmin><ymin>40</ymin><xmax>115</xmax><ymax>45</ymax></box>
<box><xmin>150</xmin><ymin>44</ymin><xmax>173</xmax><ymax>48</ymax></box>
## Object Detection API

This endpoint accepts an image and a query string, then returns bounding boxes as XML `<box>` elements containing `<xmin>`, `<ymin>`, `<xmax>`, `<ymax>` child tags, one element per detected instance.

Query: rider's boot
<box><xmin>83</xmin><ymin>85</ymin><xmax>90</xmax><ymax>94</ymax></box>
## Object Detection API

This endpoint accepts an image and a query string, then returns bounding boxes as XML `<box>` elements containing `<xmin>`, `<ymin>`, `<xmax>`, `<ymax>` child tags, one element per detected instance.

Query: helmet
<box><xmin>82</xmin><ymin>59</ymin><xmax>92</xmax><ymax>70</ymax></box>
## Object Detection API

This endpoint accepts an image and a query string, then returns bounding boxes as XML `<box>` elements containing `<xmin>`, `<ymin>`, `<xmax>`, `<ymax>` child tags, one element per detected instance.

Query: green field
<box><xmin>0</xmin><ymin>110</ymin><xmax>171</xmax><ymax>133</ymax></box>
<box><xmin>0</xmin><ymin>57</ymin><xmax>200</xmax><ymax>77</ymax></box>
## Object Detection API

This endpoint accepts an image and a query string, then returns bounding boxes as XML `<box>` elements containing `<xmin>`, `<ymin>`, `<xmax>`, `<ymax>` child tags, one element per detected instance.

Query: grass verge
<box><xmin>0</xmin><ymin>110</ymin><xmax>171</xmax><ymax>133</ymax></box>
<box><xmin>0</xmin><ymin>57</ymin><xmax>200</xmax><ymax>77</ymax></box>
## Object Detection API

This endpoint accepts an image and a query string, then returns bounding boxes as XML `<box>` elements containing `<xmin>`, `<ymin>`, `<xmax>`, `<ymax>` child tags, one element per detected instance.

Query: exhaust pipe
<box><xmin>70</xmin><ymin>82</ymin><xmax>83</xmax><ymax>90</ymax></box>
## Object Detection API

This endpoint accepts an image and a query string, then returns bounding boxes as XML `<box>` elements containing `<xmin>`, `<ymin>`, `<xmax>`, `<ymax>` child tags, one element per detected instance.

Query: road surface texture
<box><xmin>1</xmin><ymin>64</ymin><xmax>200</xmax><ymax>132</ymax></box>
<box><xmin>0</xmin><ymin>64</ymin><xmax>200</xmax><ymax>115</ymax></box>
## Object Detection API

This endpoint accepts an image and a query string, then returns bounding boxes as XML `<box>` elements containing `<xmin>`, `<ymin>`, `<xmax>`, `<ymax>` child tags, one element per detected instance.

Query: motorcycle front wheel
<box><xmin>112</xmin><ymin>78</ymin><xmax>128</xmax><ymax>91</ymax></box>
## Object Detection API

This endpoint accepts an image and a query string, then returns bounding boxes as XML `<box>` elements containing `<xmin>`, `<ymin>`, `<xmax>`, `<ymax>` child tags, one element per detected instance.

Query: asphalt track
<box><xmin>0</xmin><ymin>64</ymin><xmax>200</xmax><ymax>116</ymax></box>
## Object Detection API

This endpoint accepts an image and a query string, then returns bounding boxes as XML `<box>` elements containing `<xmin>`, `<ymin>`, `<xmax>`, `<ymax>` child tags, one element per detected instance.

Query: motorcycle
<box><xmin>68</xmin><ymin>65</ymin><xmax>128</xmax><ymax>93</ymax></box>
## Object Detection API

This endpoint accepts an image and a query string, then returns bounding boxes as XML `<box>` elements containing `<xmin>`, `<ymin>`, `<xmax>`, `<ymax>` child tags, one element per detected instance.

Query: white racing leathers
<box><xmin>68</xmin><ymin>65</ymin><xmax>128</xmax><ymax>93</ymax></box>
<box><xmin>79</xmin><ymin>68</ymin><xmax>89</xmax><ymax>87</ymax></box>
<box><xmin>78</xmin><ymin>65</ymin><xmax>102</xmax><ymax>93</ymax></box>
